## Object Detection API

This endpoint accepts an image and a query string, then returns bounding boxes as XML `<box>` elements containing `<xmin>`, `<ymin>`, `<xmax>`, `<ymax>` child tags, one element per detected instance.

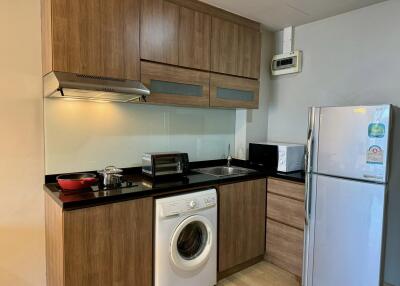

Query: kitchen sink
<box><xmin>193</xmin><ymin>166</ymin><xmax>256</xmax><ymax>177</ymax></box>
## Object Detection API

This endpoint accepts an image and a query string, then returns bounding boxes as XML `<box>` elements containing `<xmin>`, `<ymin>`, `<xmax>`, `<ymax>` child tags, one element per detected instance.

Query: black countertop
<box><xmin>44</xmin><ymin>159</ymin><xmax>305</xmax><ymax>210</ymax></box>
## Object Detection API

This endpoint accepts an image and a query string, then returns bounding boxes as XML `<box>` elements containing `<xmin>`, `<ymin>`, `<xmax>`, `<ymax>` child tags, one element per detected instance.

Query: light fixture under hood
<box><xmin>43</xmin><ymin>71</ymin><xmax>150</xmax><ymax>103</ymax></box>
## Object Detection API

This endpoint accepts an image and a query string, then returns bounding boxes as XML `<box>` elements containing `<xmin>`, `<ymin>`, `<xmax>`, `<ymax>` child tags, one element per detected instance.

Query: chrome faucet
<box><xmin>227</xmin><ymin>144</ymin><xmax>232</xmax><ymax>167</ymax></box>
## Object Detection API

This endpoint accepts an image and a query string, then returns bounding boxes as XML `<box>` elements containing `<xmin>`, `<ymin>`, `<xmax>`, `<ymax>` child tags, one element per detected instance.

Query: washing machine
<box><xmin>155</xmin><ymin>189</ymin><xmax>217</xmax><ymax>286</ymax></box>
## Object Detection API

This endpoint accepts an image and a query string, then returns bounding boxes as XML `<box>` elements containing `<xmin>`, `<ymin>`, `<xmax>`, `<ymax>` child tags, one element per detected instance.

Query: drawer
<box><xmin>265</xmin><ymin>219</ymin><xmax>304</xmax><ymax>277</ymax></box>
<box><xmin>141</xmin><ymin>61</ymin><xmax>210</xmax><ymax>107</ymax></box>
<box><xmin>267</xmin><ymin>193</ymin><xmax>304</xmax><ymax>230</ymax></box>
<box><xmin>268</xmin><ymin>178</ymin><xmax>305</xmax><ymax>201</ymax></box>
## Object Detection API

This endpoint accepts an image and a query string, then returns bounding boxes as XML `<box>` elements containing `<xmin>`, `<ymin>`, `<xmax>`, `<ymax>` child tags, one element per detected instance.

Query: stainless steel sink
<box><xmin>193</xmin><ymin>166</ymin><xmax>256</xmax><ymax>177</ymax></box>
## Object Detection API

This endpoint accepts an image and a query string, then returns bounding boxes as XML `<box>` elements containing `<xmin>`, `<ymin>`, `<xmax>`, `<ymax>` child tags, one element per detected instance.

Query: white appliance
<box><xmin>275</xmin><ymin>143</ymin><xmax>305</xmax><ymax>172</ymax></box>
<box><xmin>250</xmin><ymin>142</ymin><xmax>305</xmax><ymax>172</ymax></box>
<box><xmin>303</xmin><ymin>105</ymin><xmax>400</xmax><ymax>286</ymax></box>
<box><xmin>155</xmin><ymin>189</ymin><xmax>217</xmax><ymax>286</ymax></box>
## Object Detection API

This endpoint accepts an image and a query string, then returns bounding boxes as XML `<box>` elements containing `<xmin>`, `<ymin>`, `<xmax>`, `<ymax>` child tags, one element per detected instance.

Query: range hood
<box><xmin>43</xmin><ymin>71</ymin><xmax>150</xmax><ymax>103</ymax></box>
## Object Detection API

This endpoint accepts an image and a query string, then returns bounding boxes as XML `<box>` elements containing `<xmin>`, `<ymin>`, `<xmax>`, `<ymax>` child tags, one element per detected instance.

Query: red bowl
<box><xmin>57</xmin><ymin>173</ymin><xmax>98</xmax><ymax>191</ymax></box>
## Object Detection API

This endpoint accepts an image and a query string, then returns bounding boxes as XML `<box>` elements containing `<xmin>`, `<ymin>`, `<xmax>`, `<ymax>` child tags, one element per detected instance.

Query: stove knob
<box><xmin>189</xmin><ymin>200</ymin><xmax>197</xmax><ymax>209</ymax></box>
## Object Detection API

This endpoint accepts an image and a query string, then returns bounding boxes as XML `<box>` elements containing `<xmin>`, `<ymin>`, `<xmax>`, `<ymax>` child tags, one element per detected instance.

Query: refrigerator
<box><xmin>303</xmin><ymin>105</ymin><xmax>400</xmax><ymax>286</ymax></box>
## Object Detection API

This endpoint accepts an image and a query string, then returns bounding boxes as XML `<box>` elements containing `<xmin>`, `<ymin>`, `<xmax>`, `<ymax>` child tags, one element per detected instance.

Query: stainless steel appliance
<box><xmin>97</xmin><ymin>166</ymin><xmax>123</xmax><ymax>189</ymax></box>
<box><xmin>249</xmin><ymin>142</ymin><xmax>305</xmax><ymax>172</ymax></box>
<box><xmin>303</xmin><ymin>105</ymin><xmax>400</xmax><ymax>286</ymax></box>
<box><xmin>43</xmin><ymin>71</ymin><xmax>150</xmax><ymax>102</ymax></box>
<box><xmin>142</xmin><ymin>152</ymin><xmax>189</xmax><ymax>177</ymax></box>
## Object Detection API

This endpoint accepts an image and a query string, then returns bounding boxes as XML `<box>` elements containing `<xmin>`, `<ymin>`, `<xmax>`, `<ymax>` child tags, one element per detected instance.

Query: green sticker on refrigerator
<box><xmin>368</xmin><ymin>123</ymin><xmax>385</xmax><ymax>138</ymax></box>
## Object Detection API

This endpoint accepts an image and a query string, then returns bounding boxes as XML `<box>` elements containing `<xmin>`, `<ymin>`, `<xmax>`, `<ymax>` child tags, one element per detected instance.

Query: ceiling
<box><xmin>200</xmin><ymin>0</ymin><xmax>387</xmax><ymax>31</ymax></box>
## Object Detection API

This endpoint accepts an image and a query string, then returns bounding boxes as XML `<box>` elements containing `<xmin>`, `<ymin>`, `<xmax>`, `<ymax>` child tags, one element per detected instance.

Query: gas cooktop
<box><xmin>55</xmin><ymin>176</ymin><xmax>139</xmax><ymax>194</ymax></box>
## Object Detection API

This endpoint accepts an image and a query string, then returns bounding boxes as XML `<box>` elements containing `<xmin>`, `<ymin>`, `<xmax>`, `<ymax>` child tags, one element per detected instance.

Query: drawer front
<box><xmin>268</xmin><ymin>178</ymin><xmax>305</xmax><ymax>201</ymax></box>
<box><xmin>141</xmin><ymin>61</ymin><xmax>210</xmax><ymax>107</ymax></box>
<box><xmin>210</xmin><ymin>73</ymin><xmax>259</xmax><ymax>109</ymax></box>
<box><xmin>266</xmin><ymin>219</ymin><xmax>304</xmax><ymax>277</ymax></box>
<box><xmin>267</xmin><ymin>193</ymin><xmax>304</xmax><ymax>230</ymax></box>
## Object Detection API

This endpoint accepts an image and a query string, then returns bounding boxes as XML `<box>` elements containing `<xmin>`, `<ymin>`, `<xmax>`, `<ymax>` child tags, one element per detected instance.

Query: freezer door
<box><xmin>310</xmin><ymin>174</ymin><xmax>385</xmax><ymax>286</ymax></box>
<box><xmin>314</xmin><ymin>105</ymin><xmax>391</xmax><ymax>183</ymax></box>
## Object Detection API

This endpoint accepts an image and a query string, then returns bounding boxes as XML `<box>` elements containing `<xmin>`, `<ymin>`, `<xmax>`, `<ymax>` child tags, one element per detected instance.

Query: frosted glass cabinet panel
<box><xmin>210</xmin><ymin>73</ymin><xmax>259</xmax><ymax>109</ymax></box>
<box><xmin>141</xmin><ymin>61</ymin><xmax>210</xmax><ymax>107</ymax></box>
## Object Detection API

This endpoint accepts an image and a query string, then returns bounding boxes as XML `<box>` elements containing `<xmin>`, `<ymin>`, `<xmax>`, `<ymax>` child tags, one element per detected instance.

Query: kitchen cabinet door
<box><xmin>141</xmin><ymin>0</ymin><xmax>179</xmax><ymax>65</ymax></box>
<box><xmin>268</xmin><ymin>178</ymin><xmax>305</xmax><ymax>202</ymax></box>
<box><xmin>237</xmin><ymin>25</ymin><xmax>261</xmax><ymax>79</ymax></box>
<box><xmin>63</xmin><ymin>198</ymin><xmax>153</xmax><ymax>286</ymax></box>
<box><xmin>266</xmin><ymin>219</ymin><xmax>304</xmax><ymax>277</ymax></box>
<box><xmin>179</xmin><ymin>7</ymin><xmax>211</xmax><ymax>70</ymax></box>
<box><xmin>267</xmin><ymin>193</ymin><xmax>304</xmax><ymax>230</ymax></box>
<box><xmin>51</xmin><ymin>0</ymin><xmax>140</xmax><ymax>80</ymax></box>
<box><xmin>265</xmin><ymin>178</ymin><xmax>305</xmax><ymax>278</ymax></box>
<box><xmin>211</xmin><ymin>17</ymin><xmax>239</xmax><ymax>76</ymax></box>
<box><xmin>218</xmin><ymin>179</ymin><xmax>267</xmax><ymax>275</ymax></box>
<box><xmin>210</xmin><ymin>73</ymin><xmax>259</xmax><ymax>109</ymax></box>
<box><xmin>141</xmin><ymin>61</ymin><xmax>210</xmax><ymax>107</ymax></box>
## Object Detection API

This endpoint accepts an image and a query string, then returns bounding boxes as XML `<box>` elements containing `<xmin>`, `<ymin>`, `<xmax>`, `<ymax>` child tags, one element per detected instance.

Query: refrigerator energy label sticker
<box><xmin>367</xmin><ymin>145</ymin><xmax>384</xmax><ymax>165</ymax></box>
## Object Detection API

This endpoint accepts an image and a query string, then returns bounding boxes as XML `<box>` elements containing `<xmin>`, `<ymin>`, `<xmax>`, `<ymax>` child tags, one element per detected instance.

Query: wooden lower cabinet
<box><xmin>266</xmin><ymin>219</ymin><xmax>304</xmax><ymax>277</ymax></box>
<box><xmin>218</xmin><ymin>179</ymin><xmax>267</xmax><ymax>277</ymax></box>
<box><xmin>45</xmin><ymin>195</ymin><xmax>153</xmax><ymax>286</ymax></box>
<box><xmin>210</xmin><ymin>73</ymin><xmax>259</xmax><ymax>109</ymax></box>
<box><xmin>267</xmin><ymin>193</ymin><xmax>304</xmax><ymax>230</ymax></box>
<box><xmin>268</xmin><ymin>177</ymin><xmax>305</xmax><ymax>201</ymax></box>
<box><xmin>265</xmin><ymin>178</ymin><xmax>305</xmax><ymax>278</ymax></box>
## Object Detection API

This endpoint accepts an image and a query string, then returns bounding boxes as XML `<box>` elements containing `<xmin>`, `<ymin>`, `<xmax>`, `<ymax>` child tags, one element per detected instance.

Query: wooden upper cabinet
<box><xmin>47</xmin><ymin>0</ymin><xmax>140</xmax><ymax>80</ymax></box>
<box><xmin>211</xmin><ymin>17</ymin><xmax>239</xmax><ymax>76</ymax></box>
<box><xmin>141</xmin><ymin>61</ymin><xmax>210</xmax><ymax>107</ymax></box>
<box><xmin>211</xmin><ymin>17</ymin><xmax>261</xmax><ymax>79</ymax></box>
<box><xmin>237</xmin><ymin>26</ymin><xmax>261</xmax><ymax>79</ymax></box>
<box><xmin>140</xmin><ymin>0</ymin><xmax>179</xmax><ymax>65</ymax></box>
<box><xmin>179</xmin><ymin>7</ymin><xmax>211</xmax><ymax>70</ymax></box>
<box><xmin>210</xmin><ymin>73</ymin><xmax>259</xmax><ymax>109</ymax></box>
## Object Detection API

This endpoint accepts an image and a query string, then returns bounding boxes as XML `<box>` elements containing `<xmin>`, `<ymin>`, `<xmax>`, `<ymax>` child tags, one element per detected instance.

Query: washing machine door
<box><xmin>170</xmin><ymin>215</ymin><xmax>213</xmax><ymax>271</ymax></box>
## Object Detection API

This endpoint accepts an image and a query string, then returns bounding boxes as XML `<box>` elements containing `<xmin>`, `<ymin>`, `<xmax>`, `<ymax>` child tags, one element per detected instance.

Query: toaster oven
<box><xmin>142</xmin><ymin>152</ymin><xmax>189</xmax><ymax>177</ymax></box>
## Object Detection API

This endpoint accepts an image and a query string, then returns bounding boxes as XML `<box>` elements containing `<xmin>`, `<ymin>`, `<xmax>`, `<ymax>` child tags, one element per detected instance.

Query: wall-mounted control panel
<box><xmin>271</xmin><ymin>50</ymin><xmax>302</xmax><ymax>76</ymax></box>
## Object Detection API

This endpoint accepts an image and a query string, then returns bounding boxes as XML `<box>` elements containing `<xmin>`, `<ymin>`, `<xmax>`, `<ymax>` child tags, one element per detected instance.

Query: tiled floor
<box><xmin>218</xmin><ymin>261</ymin><xmax>300</xmax><ymax>286</ymax></box>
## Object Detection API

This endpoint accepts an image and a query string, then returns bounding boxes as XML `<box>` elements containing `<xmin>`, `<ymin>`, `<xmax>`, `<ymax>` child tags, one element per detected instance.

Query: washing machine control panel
<box><xmin>160</xmin><ymin>194</ymin><xmax>217</xmax><ymax>217</ymax></box>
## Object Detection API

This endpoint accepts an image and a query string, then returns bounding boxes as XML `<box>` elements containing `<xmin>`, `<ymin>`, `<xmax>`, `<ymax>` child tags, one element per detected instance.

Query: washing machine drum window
<box><xmin>177</xmin><ymin>221</ymin><xmax>207</xmax><ymax>260</ymax></box>
<box><xmin>171</xmin><ymin>215</ymin><xmax>213</xmax><ymax>271</ymax></box>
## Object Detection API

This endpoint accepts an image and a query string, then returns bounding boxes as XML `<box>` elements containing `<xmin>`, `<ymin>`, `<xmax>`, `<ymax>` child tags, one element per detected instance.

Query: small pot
<box><xmin>57</xmin><ymin>173</ymin><xmax>98</xmax><ymax>191</ymax></box>
<box><xmin>98</xmin><ymin>166</ymin><xmax>123</xmax><ymax>188</ymax></box>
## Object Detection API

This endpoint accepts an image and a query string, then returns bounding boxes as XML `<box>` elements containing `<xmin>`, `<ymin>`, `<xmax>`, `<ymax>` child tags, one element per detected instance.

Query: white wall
<box><xmin>268</xmin><ymin>1</ymin><xmax>400</xmax><ymax>284</ymax></box>
<box><xmin>0</xmin><ymin>1</ymin><xmax>45</xmax><ymax>285</ymax></box>
<box><xmin>45</xmin><ymin>101</ymin><xmax>236</xmax><ymax>174</ymax></box>
<box><xmin>268</xmin><ymin>0</ymin><xmax>400</xmax><ymax>144</ymax></box>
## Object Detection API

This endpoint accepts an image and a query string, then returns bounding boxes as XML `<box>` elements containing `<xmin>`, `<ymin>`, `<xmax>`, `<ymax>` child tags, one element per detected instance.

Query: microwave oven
<box><xmin>249</xmin><ymin>142</ymin><xmax>305</xmax><ymax>173</ymax></box>
<box><xmin>142</xmin><ymin>152</ymin><xmax>189</xmax><ymax>177</ymax></box>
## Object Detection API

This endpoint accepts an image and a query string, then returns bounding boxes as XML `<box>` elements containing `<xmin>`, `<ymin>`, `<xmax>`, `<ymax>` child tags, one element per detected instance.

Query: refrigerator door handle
<box><xmin>305</xmin><ymin>173</ymin><xmax>312</xmax><ymax>225</ymax></box>
<box><xmin>305</xmin><ymin>108</ymin><xmax>315</xmax><ymax>226</ymax></box>
<box><xmin>305</xmin><ymin>107</ymin><xmax>316</xmax><ymax>173</ymax></box>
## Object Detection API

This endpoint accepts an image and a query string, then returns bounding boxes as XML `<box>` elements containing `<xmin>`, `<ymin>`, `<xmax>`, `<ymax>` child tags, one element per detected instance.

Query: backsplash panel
<box><xmin>44</xmin><ymin>100</ymin><xmax>235</xmax><ymax>174</ymax></box>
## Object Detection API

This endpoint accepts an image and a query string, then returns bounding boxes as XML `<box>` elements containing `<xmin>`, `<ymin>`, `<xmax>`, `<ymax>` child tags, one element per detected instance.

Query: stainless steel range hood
<box><xmin>43</xmin><ymin>71</ymin><xmax>150</xmax><ymax>103</ymax></box>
